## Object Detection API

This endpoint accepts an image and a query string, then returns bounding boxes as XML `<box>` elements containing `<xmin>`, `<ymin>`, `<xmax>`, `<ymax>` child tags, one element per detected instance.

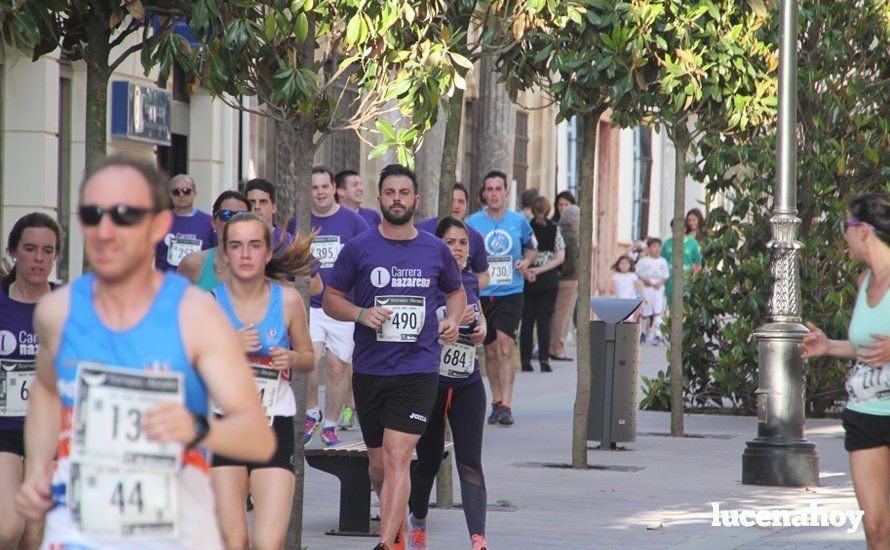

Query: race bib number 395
<box><xmin>375</xmin><ymin>296</ymin><xmax>425</xmax><ymax>342</ymax></box>
<box><xmin>0</xmin><ymin>360</ymin><xmax>35</xmax><ymax>417</ymax></box>
<box><xmin>69</xmin><ymin>462</ymin><xmax>178</xmax><ymax>540</ymax></box>
<box><xmin>488</xmin><ymin>255</ymin><xmax>514</xmax><ymax>285</ymax></box>
<box><xmin>310</xmin><ymin>235</ymin><xmax>341</xmax><ymax>269</ymax></box>
<box><xmin>71</xmin><ymin>364</ymin><xmax>184</xmax><ymax>471</ymax></box>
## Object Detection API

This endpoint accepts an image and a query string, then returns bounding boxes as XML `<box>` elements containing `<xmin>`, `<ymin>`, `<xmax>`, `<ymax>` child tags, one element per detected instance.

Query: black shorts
<box><xmin>211</xmin><ymin>415</ymin><xmax>294</xmax><ymax>471</ymax></box>
<box><xmin>842</xmin><ymin>408</ymin><xmax>890</xmax><ymax>452</ymax></box>
<box><xmin>353</xmin><ymin>372</ymin><xmax>439</xmax><ymax>447</ymax></box>
<box><xmin>0</xmin><ymin>428</ymin><xmax>24</xmax><ymax>457</ymax></box>
<box><xmin>481</xmin><ymin>293</ymin><xmax>524</xmax><ymax>345</ymax></box>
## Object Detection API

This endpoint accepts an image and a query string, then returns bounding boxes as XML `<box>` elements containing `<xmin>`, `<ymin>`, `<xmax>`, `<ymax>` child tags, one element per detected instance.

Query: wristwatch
<box><xmin>188</xmin><ymin>413</ymin><xmax>210</xmax><ymax>448</ymax></box>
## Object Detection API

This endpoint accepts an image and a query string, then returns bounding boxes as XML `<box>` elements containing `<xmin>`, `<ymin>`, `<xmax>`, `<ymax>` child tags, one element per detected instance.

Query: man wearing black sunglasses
<box><xmin>154</xmin><ymin>174</ymin><xmax>217</xmax><ymax>273</ymax></box>
<box><xmin>16</xmin><ymin>153</ymin><xmax>275</xmax><ymax>548</ymax></box>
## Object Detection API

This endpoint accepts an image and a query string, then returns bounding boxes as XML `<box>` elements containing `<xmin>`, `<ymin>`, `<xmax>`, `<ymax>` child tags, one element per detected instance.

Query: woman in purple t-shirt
<box><xmin>0</xmin><ymin>213</ymin><xmax>61</xmax><ymax>549</ymax></box>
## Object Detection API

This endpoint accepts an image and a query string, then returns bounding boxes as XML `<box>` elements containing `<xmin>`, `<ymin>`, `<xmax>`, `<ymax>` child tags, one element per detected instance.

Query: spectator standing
<box><xmin>685</xmin><ymin>208</ymin><xmax>708</xmax><ymax>246</ymax></box>
<box><xmin>662</xmin><ymin>208</ymin><xmax>704</xmax><ymax>298</ymax></box>
<box><xmin>610</xmin><ymin>255</ymin><xmax>645</xmax><ymax>323</ymax></box>
<box><xmin>636</xmin><ymin>238</ymin><xmax>670</xmax><ymax>345</ymax></box>
<box><xmin>155</xmin><ymin>174</ymin><xmax>216</xmax><ymax>271</ymax></box>
<box><xmin>549</xmin><ymin>204</ymin><xmax>579</xmax><ymax>361</ymax></box>
<box><xmin>520</xmin><ymin>188</ymin><xmax>539</xmax><ymax>221</ymax></box>
<box><xmin>551</xmin><ymin>190</ymin><xmax>577</xmax><ymax>223</ymax></box>
<box><xmin>520</xmin><ymin>196</ymin><xmax>565</xmax><ymax>373</ymax></box>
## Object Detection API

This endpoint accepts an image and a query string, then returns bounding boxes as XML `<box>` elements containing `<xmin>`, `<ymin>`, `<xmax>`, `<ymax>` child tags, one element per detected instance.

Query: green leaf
<box><xmin>294</xmin><ymin>12</ymin><xmax>309</xmax><ymax>42</ymax></box>
<box><xmin>369</xmin><ymin>142</ymin><xmax>390</xmax><ymax>159</ymax></box>
<box><xmin>375</xmin><ymin>118</ymin><xmax>396</xmax><ymax>140</ymax></box>
<box><xmin>346</xmin><ymin>14</ymin><xmax>362</xmax><ymax>45</ymax></box>
<box><xmin>449</xmin><ymin>51</ymin><xmax>474</xmax><ymax>71</ymax></box>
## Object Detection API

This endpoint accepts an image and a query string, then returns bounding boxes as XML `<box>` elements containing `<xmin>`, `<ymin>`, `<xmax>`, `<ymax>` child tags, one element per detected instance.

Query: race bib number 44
<box><xmin>166</xmin><ymin>237</ymin><xmax>202</xmax><ymax>267</ymax></box>
<box><xmin>0</xmin><ymin>360</ymin><xmax>35</xmax><ymax>417</ymax></box>
<box><xmin>439</xmin><ymin>335</ymin><xmax>476</xmax><ymax>378</ymax></box>
<box><xmin>375</xmin><ymin>296</ymin><xmax>425</xmax><ymax>342</ymax></box>
<box><xmin>311</xmin><ymin>235</ymin><xmax>341</xmax><ymax>269</ymax></box>
<box><xmin>71</xmin><ymin>364</ymin><xmax>184</xmax><ymax>471</ymax></box>
<box><xmin>488</xmin><ymin>255</ymin><xmax>514</xmax><ymax>285</ymax></box>
<box><xmin>69</xmin><ymin>462</ymin><xmax>178</xmax><ymax>540</ymax></box>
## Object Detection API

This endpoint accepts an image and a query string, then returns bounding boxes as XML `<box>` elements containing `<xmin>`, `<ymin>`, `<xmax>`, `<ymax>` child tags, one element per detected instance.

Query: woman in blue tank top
<box><xmin>800</xmin><ymin>193</ymin><xmax>890</xmax><ymax>548</ymax></box>
<box><xmin>0</xmin><ymin>213</ymin><xmax>60</xmax><ymax>550</ymax></box>
<box><xmin>209</xmin><ymin>213</ymin><xmax>316</xmax><ymax>550</ymax></box>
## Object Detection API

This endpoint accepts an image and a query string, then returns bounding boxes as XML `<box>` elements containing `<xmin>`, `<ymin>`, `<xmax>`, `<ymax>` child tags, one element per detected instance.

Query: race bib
<box><xmin>439</xmin><ymin>335</ymin><xmax>476</xmax><ymax>378</ymax></box>
<box><xmin>375</xmin><ymin>296</ymin><xmax>425</xmax><ymax>342</ymax></box>
<box><xmin>846</xmin><ymin>361</ymin><xmax>890</xmax><ymax>405</ymax></box>
<box><xmin>0</xmin><ymin>360</ymin><xmax>35</xmax><ymax>417</ymax></box>
<box><xmin>488</xmin><ymin>255</ymin><xmax>514</xmax><ymax>285</ymax></box>
<box><xmin>69</xmin><ymin>462</ymin><xmax>178</xmax><ymax>540</ymax></box>
<box><xmin>212</xmin><ymin>359</ymin><xmax>280</xmax><ymax>425</ymax></box>
<box><xmin>310</xmin><ymin>235</ymin><xmax>341</xmax><ymax>269</ymax></box>
<box><xmin>166</xmin><ymin>237</ymin><xmax>202</xmax><ymax>267</ymax></box>
<box><xmin>71</xmin><ymin>364</ymin><xmax>184</xmax><ymax>471</ymax></box>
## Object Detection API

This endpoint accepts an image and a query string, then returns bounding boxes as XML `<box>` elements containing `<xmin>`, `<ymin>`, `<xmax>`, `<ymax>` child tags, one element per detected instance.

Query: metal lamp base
<box><xmin>742</xmin><ymin>438</ymin><xmax>819</xmax><ymax>487</ymax></box>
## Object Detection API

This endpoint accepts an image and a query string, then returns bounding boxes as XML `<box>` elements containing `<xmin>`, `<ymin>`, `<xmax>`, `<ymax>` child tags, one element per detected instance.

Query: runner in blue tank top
<box><xmin>800</xmin><ymin>194</ymin><xmax>890</xmax><ymax>549</ymax></box>
<box><xmin>0</xmin><ymin>213</ymin><xmax>60</xmax><ymax>550</ymax></box>
<box><xmin>15</xmin><ymin>154</ymin><xmax>275</xmax><ymax>550</ymax></box>
<box><xmin>209</xmin><ymin>212</ymin><xmax>315</xmax><ymax>550</ymax></box>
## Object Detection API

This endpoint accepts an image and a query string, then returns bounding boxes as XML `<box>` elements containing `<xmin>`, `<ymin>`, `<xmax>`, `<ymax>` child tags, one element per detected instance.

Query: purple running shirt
<box><xmin>155</xmin><ymin>209</ymin><xmax>216</xmax><ymax>272</ymax></box>
<box><xmin>327</xmin><ymin>226</ymin><xmax>463</xmax><ymax>376</ymax></box>
<box><xmin>0</xmin><ymin>284</ymin><xmax>43</xmax><ymax>429</ymax></box>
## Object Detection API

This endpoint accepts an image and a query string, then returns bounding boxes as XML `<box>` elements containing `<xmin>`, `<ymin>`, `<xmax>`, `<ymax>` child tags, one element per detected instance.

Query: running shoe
<box><xmin>339</xmin><ymin>406</ymin><xmax>356</xmax><ymax>431</ymax></box>
<box><xmin>498</xmin><ymin>406</ymin><xmax>515</xmax><ymax>426</ymax></box>
<box><xmin>406</xmin><ymin>515</ymin><xmax>427</xmax><ymax>549</ymax></box>
<box><xmin>304</xmin><ymin>411</ymin><xmax>322</xmax><ymax>444</ymax></box>
<box><xmin>653</xmin><ymin>336</ymin><xmax>662</xmax><ymax>346</ymax></box>
<box><xmin>471</xmin><ymin>534</ymin><xmax>489</xmax><ymax>550</ymax></box>
<box><xmin>487</xmin><ymin>402</ymin><xmax>502</xmax><ymax>425</ymax></box>
<box><xmin>321</xmin><ymin>426</ymin><xmax>341</xmax><ymax>447</ymax></box>
<box><xmin>392</xmin><ymin>517</ymin><xmax>407</xmax><ymax>550</ymax></box>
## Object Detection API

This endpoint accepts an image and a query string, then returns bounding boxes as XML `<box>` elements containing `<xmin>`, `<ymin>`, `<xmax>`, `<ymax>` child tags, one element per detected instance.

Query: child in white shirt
<box><xmin>610</xmin><ymin>255</ymin><xmax>645</xmax><ymax>321</ymax></box>
<box><xmin>635</xmin><ymin>238</ymin><xmax>670</xmax><ymax>344</ymax></box>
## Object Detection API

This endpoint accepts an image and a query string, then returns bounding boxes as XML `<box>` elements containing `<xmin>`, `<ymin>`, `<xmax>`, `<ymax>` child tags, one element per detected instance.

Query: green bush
<box><xmin>643</xmin><ymin>0</ymin><xmax>890</xmax><ymax>416</ymax></box>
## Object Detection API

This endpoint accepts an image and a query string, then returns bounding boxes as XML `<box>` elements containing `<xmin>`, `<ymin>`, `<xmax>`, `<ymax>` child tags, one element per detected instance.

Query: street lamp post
<box><xmin>741</xmin><ymin>0</ymin><xmax>820</xmax><ymax>487</ymax></box>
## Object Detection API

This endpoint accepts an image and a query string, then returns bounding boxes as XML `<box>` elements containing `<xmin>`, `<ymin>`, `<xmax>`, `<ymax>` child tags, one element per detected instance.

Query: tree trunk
<box><xmin>478</xmin><ymin>55</ymin><xmax>516</xmax><ymax>188</ymax></box>
<box><xmin>571</xmin><ymin>109</ymin><xmax>602</xmax><ymax>469</ymax></box>
<box><xmin>84</xmin><ymin>56</ymin><xmax>112</xmax><ymax>169</ymax></box>
<box><xmin>413</xmin><ymin>104</ymin><xmax>446</xmax><ymax>219</ymax></box>
<box><xmin>436</xmin><ymin>87</ymin><xmax>465</xmax><ymax>219</ymax></box>
<box><xmin>668</xmin><ymin>127</ymin><xmax>690</xmax><ymax>438</ymax></box>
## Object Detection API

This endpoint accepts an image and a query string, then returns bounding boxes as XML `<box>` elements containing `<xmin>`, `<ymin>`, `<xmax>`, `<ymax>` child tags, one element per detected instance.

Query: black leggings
<box><xmin>409</xmin><ymin>379</ymin><xmax>487</xmax><ymax>536</ymax></box>
<box><xmin>520</xmin><ymin>287</ymin><xmax>559</xmax><ymax>365</ymax></box>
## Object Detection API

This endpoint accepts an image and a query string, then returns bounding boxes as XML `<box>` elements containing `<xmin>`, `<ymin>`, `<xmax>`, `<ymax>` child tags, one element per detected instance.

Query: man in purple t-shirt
<box><xmin>335</xmin><ymin>169</ymin><xmax>382</xmax><ymax>228</ymax></box>
<box><xmin>416</xmin><ymin>182</ymin><xmax>490</xmax><ymax>290</ymax></box>
<box><xmin>155</xmin><ymin>174</ymin><xmax>216</xmax><ymax>272</ymax></box>
<box><xmin>300</xmin><ymin>166</ymin><xmax>368</xmax><ymax>448</ymax></box>
<box><xmin>245</xmin><ymin>178</ymin><xmax>293</xmax><ymax>259</ymax></box>
<box><xmin>324</xmin><ymin>164</ymin><xmax>465</xmax><ymax>550</ymax></box>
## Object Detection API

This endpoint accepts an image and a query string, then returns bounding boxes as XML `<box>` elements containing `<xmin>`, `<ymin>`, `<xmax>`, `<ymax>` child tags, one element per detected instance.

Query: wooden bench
<box><xmin>306</xmin><ymin>440</ymin><xmax>454</xmax><ymax>536</ymax></box>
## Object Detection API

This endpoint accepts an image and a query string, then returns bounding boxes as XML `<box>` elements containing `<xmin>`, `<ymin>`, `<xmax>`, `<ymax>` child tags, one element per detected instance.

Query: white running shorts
<box><xmin>309</xmin><ymin>307</ymin><xmax>355</xmax><ymax>364</ymax></box>
<box><xmin>641</xmin><ymin>287</ymin><xmax>665</xmax><ymax>317</ymax></box>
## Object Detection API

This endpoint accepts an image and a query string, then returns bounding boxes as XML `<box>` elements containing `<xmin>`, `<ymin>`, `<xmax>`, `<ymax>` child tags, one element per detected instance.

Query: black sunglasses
<box><xmin>79</xmin><ymin>204</ymin><xmax>155</xmax><ymax>227</ymax></box>
<box><xmin>171</xmin><ymin>188</ymin><xmax>193</xmax><ymax>197</ymax></box>
<box><xmin>214</xmin><ymin>209</ymin><xmax>248</xmax><ymax>222</ymax></box>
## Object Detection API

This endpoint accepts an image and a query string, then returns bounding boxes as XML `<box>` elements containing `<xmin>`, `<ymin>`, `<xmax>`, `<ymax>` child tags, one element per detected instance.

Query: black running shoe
<box><xmin>487</xmin><ymin>403</ymin><xmax>502</xmax><ymax>425</ymax></box>
<box><xmin>498</xmin><ymin>406</ymin><xmax>515</xmax><ymax>425</ymax></box>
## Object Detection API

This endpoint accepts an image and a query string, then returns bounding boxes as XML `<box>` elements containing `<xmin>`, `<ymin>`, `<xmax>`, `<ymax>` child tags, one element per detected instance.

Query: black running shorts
<box><xmin>481</xmin><ymin>293</ymin><xmax>524</xmax><ymax>345</ymax></box>
<box><xmin>841</xmin><ymin>407</ymin><xmax>890</xmax><ymax>452</ymax></box>
<box><xmin>353</xmin><ymin>372</ymin><xmax>439</xmax><ymax>447</ymax></box>
<box><xmin>0</xmin><ymin>428</ymin><xmax>24</xmax><ymax>457</ymax></box>
<box><xmin>212</xmin><ymin>415</ymin><xmax>294</xmax><ymax>472</ymax></box>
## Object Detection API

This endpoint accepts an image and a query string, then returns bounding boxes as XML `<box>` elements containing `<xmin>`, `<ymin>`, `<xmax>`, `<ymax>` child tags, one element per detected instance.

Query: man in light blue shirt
<box><xmin>466</xmin><ymin>170</ymin><xmax>536</xmax><ymax>426</ymax></box>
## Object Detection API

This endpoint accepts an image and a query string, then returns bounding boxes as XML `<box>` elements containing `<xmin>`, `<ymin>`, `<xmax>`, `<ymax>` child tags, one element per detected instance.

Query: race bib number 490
<box><xmin>439</xmin><ymin>336</ymin><xmax>476</xmax><ymax>378</ymax></box>
<box><xmin>71</xmin><ymin>364</ymin><xmax>184</xmax><ymax>471</ymax></box>
<box><xmin>488</xmin><ymin>256</ymin><xmax>514</xmax><ymax>285</ymax></box>
<box><xmin>310</xmin><ymin>235</ymin><xmax>341</xmax><ymax>269</ymax></box>
<box><xmin>375</xmin><ymin>296</ymin><xmax>425</xmax><ymax>342</ymax></box>
<box><xmin>166</xmin><ymin>237</ymin><xmax>202</xmax><ymax>267</ymax></box>
<box><xmin>69</xmin><ymin>462</ymin><xmax>178</xmax><ymax>540</ymax></box>
<box><xmin>0</xmin><ymin>360</ymin><xmax>35</xmax><ymax>417</ymax></box>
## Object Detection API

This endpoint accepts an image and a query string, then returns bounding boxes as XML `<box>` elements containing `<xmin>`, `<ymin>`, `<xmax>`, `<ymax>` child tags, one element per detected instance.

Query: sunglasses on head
<box><xmin>171</xmin><ymin>188</ymin><xmax>193</xmax><ymax>197</ymax></box>
<box><xmin>79</xmin><ymin>204</ymin><xmax>155</xmax><ymax>227</ymax></box>
<box><xmin>214</xmin><ymin>209</ymin><xmax>248</xmax><ymax>222</ymax></box>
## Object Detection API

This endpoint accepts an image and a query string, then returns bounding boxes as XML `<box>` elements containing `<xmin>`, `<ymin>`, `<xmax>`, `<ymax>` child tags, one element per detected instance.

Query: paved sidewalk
<box><xmin>301</xmin><ymin>343</ymin><xmax>863</xmax><ymax>549</ymax></box>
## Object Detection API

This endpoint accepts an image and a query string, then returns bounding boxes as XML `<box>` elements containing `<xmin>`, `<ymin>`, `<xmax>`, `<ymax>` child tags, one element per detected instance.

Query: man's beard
<box><xmin>380</xmin><ymin>201</ymin><xmax>416</xmax><ymax>225</ymax></box>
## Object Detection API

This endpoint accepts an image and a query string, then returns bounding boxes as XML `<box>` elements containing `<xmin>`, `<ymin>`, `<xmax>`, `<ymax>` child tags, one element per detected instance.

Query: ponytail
<box><xmin>267</xmin><ymin>231</ymin><xmax>316</xmax><ymax>280</ymax></box>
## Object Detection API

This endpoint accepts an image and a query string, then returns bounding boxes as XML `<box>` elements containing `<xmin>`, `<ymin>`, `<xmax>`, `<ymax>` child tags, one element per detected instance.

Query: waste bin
<box><xmin>587</xmin><ymin>298</ymin><xmax>642</xmax><ymax>449</ymax></box>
